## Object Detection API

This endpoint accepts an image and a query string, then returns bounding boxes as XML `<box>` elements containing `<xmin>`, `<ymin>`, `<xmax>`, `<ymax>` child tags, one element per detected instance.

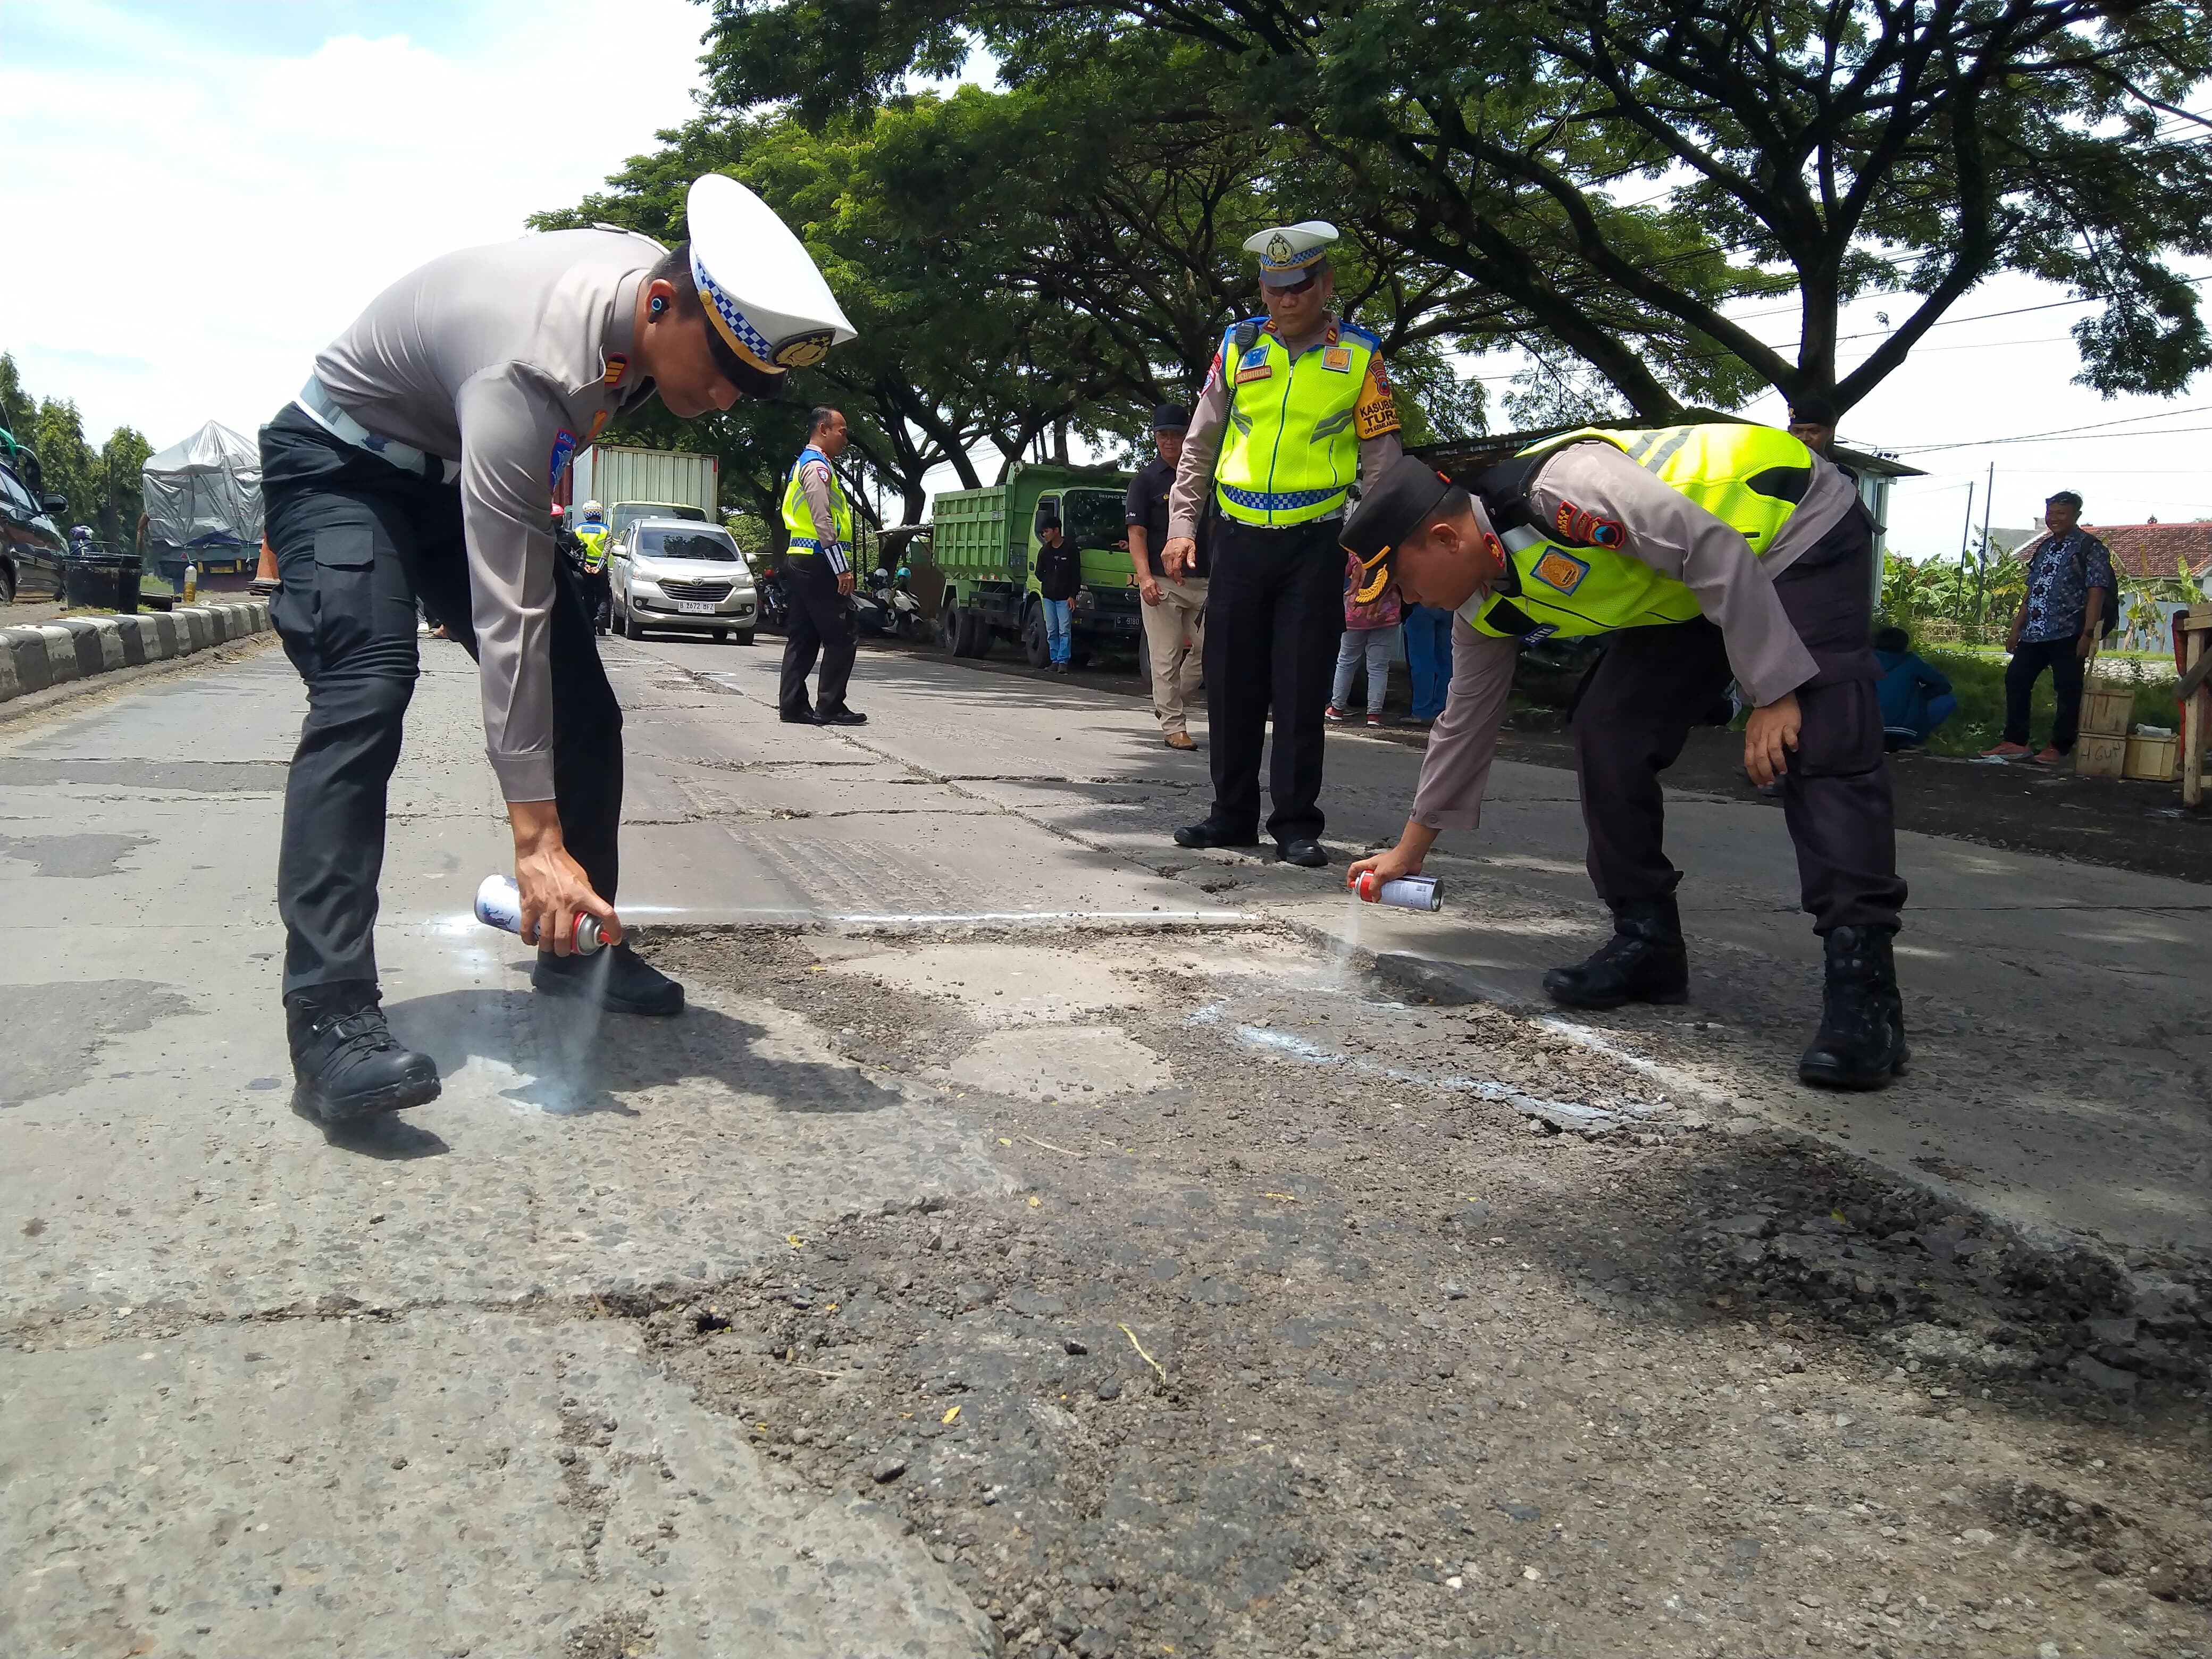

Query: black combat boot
<box><xmin>532</xmin><ymin>942</ymin><xmax>685</xmax><ymax>1017</ymax></box>
<box><xmin>286</xmin><ymin>982</ymin><xmax>441</xmax><ymax>1122</ymax></box>
<box><xmin>1541</xmin><ymin>895</ymin><xmax>1690</xmax><ymax>1009</ymax></box>
<box><xmin>1797</xmin><ymin>925</ymin><xmax>1908</xmax><ymax>1090</ymax></box>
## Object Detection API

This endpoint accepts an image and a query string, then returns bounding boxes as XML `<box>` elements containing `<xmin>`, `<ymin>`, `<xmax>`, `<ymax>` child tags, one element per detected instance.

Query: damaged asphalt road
<box><xmin>611</xmin><ymin>927</ymin><xmax>2212</xmax><ymax>1659</ymax></box>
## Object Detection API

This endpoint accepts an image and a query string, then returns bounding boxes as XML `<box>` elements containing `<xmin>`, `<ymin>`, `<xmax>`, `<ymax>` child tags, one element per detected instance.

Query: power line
<box><xmin>1897</xmin><ymin>422</ymin><xmax>2212</xmax><ymax>454</ymax></box>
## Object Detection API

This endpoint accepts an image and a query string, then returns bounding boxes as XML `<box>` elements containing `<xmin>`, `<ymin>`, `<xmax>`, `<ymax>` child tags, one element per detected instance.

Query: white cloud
<box><xmin>0</xmin><ymin>0</ymin><xmax>709</xmax><ymax>450</ymax></box>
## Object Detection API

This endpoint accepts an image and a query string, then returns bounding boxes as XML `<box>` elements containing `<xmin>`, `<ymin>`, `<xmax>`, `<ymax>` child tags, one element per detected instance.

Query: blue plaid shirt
<box><xmin>2020</xmin><ymin>529</ymin><xmax>2115</xmax><ymax>644</ymax></box>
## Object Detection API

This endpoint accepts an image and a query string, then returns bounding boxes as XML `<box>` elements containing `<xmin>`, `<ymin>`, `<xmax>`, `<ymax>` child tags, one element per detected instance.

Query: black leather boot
<box><xmin>1798</xmin><ymin>926</ymin><xmax>1908</xmax><ymax>1090</ymax></box>
<box><xmin>532</xmin><ymin>942</ymin><xmax>685</xmax><ymax>1017</ymax></box>
<box><xmin>1542</xmin><ymin>895</ymin><xmax>1690</xmax><ymax>1009</ymax></box>
<box><xmin>286</xmin><ymin>982</ymin><xmax>440</xmax><ymax>1122</ymax></box>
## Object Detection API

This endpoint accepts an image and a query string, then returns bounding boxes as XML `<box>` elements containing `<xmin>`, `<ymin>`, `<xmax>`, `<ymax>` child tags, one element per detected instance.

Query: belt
<box><xmin>295</xmin><ymin>376</ymin><xmax>460</xmax><ymax>485</ymax></box>
<box><xmin>1217</xmin><ymin>482</ymin><xmax>1347</xmax><ymax>517</ymax></box>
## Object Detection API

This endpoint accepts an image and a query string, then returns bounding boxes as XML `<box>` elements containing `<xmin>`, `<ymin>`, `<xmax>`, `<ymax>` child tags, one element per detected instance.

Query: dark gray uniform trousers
<box><xmin>778</xmin><ymin>552</ymin><xmax>859</xmax><ymax>718</ymax></box>
<box><xmin>1202</xmin><ymin>516</ymin><xmax>1345</xmax><ymax>844</ymax></box>
<box><xmin>261</xmin><ymin>407</ymin><xmax>623</xmax><ymax>998</ymax></box>
<box><xmin>1571</xmin><ymin>509</ymin><xmax>1907</xmax><ymax>934</ymax></box>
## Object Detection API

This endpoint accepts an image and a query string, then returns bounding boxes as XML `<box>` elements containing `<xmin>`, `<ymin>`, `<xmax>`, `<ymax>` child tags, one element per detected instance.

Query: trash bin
<box><xmin>62</xmin><ymin>554</ymin><xmax>142</xmax><ymax>614</ymax></box>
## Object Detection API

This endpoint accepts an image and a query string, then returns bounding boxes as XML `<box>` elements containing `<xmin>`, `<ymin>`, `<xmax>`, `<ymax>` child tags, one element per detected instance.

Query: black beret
<box><xmin>1151</xmin><ymin>403</ymin><xmax>1190</xmax><ymax>432</ymax></box>
<box><xmin>1341</xmin><ymin>456</ymin><xmax>1456</xmax><ymax>604</ymax></box>
<box><xmin>1789</xmin><ymin>393</ymin><xmax>1838</xmax><ymax>426</ymax></box>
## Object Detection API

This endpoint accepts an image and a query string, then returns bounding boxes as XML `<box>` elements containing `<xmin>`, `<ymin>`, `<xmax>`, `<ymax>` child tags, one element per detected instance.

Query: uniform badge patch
<box><xmin>1553</xmin><ymin>500</ymin><xmax>1625</xmax><ymax>548</ymax></box>
<box><xmin>1322</xmin><ymin>345</ymin><xmax>1352</xmax><ymax>373</ymax></box>
<box><xmin>549</xmin><ymin>430</ymin><xmax>577</xmax><ymax>490</ymax></box>
<box><xmin>1236</xmin><ymin>364</ymin><xmax>1274</xmax><ymax>384</ymax></box>
<box><xmin>1531</xmin><ymin>547</ymin><xmax>1592</xmax><ymax>594</ymax></box>
<box><xmin>602</xmin><ymin>354</ymin><xmax>629</xmax><ymax>389</ymax></box>
<box><xmin>1241</xmin><ymin>345</ymin><xmax>1271</xmax><ymax>370</ymax></box>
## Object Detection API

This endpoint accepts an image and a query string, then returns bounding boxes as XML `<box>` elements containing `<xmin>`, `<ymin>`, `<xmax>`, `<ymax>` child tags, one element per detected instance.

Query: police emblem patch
<box><xmin>773</xmin><ymin>329</ymin><xmax>835</xmax><ymax>369</ymax></box>
<box><xmin>602</xmin><ymin>353</ymin><xmax>629</xmax><ymax>389</ymax></box>
<box><xmin>1322</xmin><ymin>345</ymin><xmax>1352</xmax><ymax>373</ymax></box>
<box><xmin>1531</xmin><ymin>547</ymin><xmax>1591</xmax><ymax>594</ymax></box>
<box><xmin>549</xmin><ymin>430</ymin><xmax>577</xmax><ymax>490</ymax></box>
<box><xmin>1266</xmin><ymin>232</ymin><xmax>1294</xmax><ymax>263</ymax></box>
<box><xmin>1553</xmin><ymin>501</ymin><xmax>1625</xmax><ymax>548</ymax></box>
<box><xmin>1241</xmin><ymin>345</ymin><xmax>1271</xmax><ymax>369</ymax></box>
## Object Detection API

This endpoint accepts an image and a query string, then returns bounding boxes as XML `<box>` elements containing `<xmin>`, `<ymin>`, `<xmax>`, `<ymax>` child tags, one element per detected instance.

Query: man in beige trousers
<box><xmin>1124</xmin><ymin>404</ymin><xmax>1206</xmax><ymax>750</ymax></box>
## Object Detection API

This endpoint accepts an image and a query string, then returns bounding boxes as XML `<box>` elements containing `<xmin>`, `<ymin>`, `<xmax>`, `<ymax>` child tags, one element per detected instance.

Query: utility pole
<box><xmin>1957</xmin><ymin>480</ymin><xmax>1976</xmax><ymax>630</ymax></box>
<box><xmin>1975</xmin><ymin>461</ymin><xmax>1995</xmax><ymax>633</ymax></box>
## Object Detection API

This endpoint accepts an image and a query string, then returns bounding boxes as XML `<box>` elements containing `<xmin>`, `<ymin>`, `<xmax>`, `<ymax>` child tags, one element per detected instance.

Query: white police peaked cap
<box><xmin>685</xmin><ymin>173</ymin><xmax>857</xmax><ymax>373</ymax></box>
<box><xmin>1245</xmin><ymin>220</ymin><xmax>1339</xmax><ymax>286</ymax></box>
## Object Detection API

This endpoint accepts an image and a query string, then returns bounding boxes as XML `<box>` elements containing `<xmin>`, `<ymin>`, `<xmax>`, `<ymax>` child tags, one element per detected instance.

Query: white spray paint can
<box><xmin>1353</xmin><ymin>870</ymin><xmax>1443</xmax><ymax>912</ymax></box>
<box><xmin>473</xmin><ymin>873</ymin><xmax>605</xmax><ymax>954</ymax></box>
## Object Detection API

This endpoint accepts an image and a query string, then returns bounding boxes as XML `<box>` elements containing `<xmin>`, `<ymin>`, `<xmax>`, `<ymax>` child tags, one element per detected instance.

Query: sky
<box><xmin>3</xmin><ymin>1</ymin><xmax>2205</xmax><ymax>563</ymax></box>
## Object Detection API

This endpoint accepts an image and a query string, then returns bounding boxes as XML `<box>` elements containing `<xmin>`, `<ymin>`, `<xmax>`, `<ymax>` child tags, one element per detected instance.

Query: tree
<box><xmin>703</xmin><ymin>0</ymin><xmax>2212</xmax><ymax>418</ymax></box>
<box><xmin>0</xmin><ymin>354</ymin><xmax>155</xmax><ymax>546</ymax></box>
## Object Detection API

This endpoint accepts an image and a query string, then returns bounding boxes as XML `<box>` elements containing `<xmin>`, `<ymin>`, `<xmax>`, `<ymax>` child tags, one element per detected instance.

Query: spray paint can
<box><xmin>473</xmin><ymin>873</ymin><xmax>605</xmax><ymax>954</ymax></box>
<box><xmin>1353</xmin><ymin>870</ymin><xmax>1442</xmax><ymax>912</ymax></box>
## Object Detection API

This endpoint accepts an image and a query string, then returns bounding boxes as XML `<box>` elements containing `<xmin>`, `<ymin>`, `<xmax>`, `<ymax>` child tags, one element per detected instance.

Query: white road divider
<box><xmin>0</xmin><ymin>600</ymin><xmax>273</xmax><ymax>705</ymax></box>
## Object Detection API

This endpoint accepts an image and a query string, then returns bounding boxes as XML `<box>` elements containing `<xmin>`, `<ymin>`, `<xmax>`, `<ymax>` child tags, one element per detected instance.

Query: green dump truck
<box><xmin>931</xmin><ymin>463</ymin><xmax>1143</xmax><ymax>668</ymax></box>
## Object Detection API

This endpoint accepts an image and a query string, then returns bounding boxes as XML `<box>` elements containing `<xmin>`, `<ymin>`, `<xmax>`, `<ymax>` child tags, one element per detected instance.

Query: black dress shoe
<box><xmin>816</xmin><ymin>706</ymin><xmax>868</xmax><ymax>725</ymax></box>
<box><xmin>286</xmin><ymin>982</ymin><xmax>441</xmax><ymax>1122</ymax></box>
<box><xmin>779</xmin><ymin>707</ymin><xmax>816</xmax><ymax>725</ymax></box>
<box><xmin>532</xmin><ymin>943</ymin><xmax>685</xmax><ymax>1017</ymax></box>
<box><xmin>1277</xmin><ymin>837</ymin><xmax>1329</xmax><ymax>868</ymax></box>
<box><xmin>1542</xmin><ymin>896</ymin><xmax>1690</xmax><ymax>1009</ymax></box>
<box><xmin>1174</xmin><ymin>820</ymin><xmax>1260</xmax><ymax>850</ymax></box>
<box><xmin>1798</xmin><ymin>925</ymin><xmax>1907</xmax><ymax>1090</ymax></box>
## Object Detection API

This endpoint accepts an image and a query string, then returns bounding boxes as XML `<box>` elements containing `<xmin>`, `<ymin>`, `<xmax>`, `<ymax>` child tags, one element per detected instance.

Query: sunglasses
<box><xmin>1267</xmin><ymin>269</ymin><xmax>1321</xmax><ymax>296</ymax></box>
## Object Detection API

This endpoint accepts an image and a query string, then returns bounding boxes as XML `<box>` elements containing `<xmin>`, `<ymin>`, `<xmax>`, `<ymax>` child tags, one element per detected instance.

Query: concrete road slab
<box><xmin>0</xmin><ymin>1313</ymin><xmax>991</xmax><ymax>1659</ymax></box>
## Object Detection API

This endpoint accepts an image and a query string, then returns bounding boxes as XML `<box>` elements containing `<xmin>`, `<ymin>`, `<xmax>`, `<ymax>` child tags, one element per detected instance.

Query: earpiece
<box><xmin>650</xmin><ymin>296</ymin><xmax>667</xmax><ymax>315</ymax></box>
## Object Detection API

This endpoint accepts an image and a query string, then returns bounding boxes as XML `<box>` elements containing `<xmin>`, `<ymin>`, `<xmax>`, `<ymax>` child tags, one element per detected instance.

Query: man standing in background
<box><xmin>1160</xmin><ymin>221</ymin><xmax>1404</xmax><ymax>867</ymax></box>
<box><xmin>1126</xmin><ymin>404</ymin><xmax>1205</xmax><ymax>749</ymax></box>
<box><xmin>778</xmin><ymin>406</ymin><xmax>867</xmax><ymax>727</ymax></box>
<box><xmin>1983</xmin><ymin>489</ymin><xmax>2114</xmax><ymax>764</ymax></box>
<box><xmin>1033</xmin><ymin>515</ymin><xmax>1080</xmax><ymax>674</ymax></box>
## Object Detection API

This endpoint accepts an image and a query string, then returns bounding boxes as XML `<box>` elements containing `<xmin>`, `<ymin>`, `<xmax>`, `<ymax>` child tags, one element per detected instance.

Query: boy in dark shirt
<box><xmin>1035</xmin><ymin>517</ymin><xmax>1082</xmax><ymax>673</ymax></box>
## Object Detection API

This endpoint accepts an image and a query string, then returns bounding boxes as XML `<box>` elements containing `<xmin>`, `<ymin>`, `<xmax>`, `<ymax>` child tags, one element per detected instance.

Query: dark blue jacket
<box><xmin>1875</xmin><ymin>648</ymin><xmax>1950</xmax><ymax>732</ymax></box>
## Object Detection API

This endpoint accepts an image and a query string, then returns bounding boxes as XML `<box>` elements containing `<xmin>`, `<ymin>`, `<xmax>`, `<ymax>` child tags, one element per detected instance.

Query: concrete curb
<box><xmin>0</xmin><ymin>601</ymin><xmax>273</xmax><ymax>706</ymax></box>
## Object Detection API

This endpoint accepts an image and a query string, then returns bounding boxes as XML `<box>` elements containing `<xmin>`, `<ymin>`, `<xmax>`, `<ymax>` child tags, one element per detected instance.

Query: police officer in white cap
<box><xmin>1160</xmin><ymin>220</ymin><xmax>1403</xmax><ymax>867</ymax></box>
<box><xmin>261</xmin><ymin>173</ymin><xmax>854</xmax><ymax>1125</ymax></box>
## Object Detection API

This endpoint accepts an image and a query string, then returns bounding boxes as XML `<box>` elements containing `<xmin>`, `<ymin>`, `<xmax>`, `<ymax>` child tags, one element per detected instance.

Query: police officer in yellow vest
<box><xmin>1343</xmin><ymin>427</ymin><xmax>1909</xmax><ymax>1090</ymax></box>
<box><xmin>778</xmin><ymin>405</ymin><xmax>866</xmax><ymax>725</ymax></box>
<box><xmin>1161</xmin><ymin>221</ymin><xmax>1403</xmax><ymax>867</ymax></box>
<box><xmin>573</xmin><ymin>499</ymin><xmax>612</xmax><ymax>634</ymax></box>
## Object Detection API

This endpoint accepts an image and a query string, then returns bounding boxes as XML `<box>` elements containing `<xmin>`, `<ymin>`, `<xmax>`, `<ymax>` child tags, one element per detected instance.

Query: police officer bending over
<box><xmin>1343</xmin><ymin>427</ymin><xmax>1909</xmax><ymax>1090</ymax></box>
<box><xmin>263</xmin><ymin>174</ymin><xmax>855</xmax><ymax>1123</ymax></box>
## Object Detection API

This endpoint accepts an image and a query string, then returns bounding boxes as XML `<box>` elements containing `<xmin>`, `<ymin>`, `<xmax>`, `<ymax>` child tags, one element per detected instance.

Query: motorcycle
<box><xmin>870</xmin><ymin>563</ymin><xmax>925</xmax><ymax>640</ymax></box>
<box><xmin>756</xmin><ymin>564</ymin><xmax>792</xmax><ymax>634</ymax></box>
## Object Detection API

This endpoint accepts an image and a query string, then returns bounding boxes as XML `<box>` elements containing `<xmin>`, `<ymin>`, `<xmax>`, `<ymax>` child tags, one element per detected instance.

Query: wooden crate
<box><xmin>2075</xmin><ymin>733</ymin><xmax>2128</xmax><ymax>777</ymax></box>
<box><xmin>2124</xmin><ymin>733</ymin><xmax>2179</xmax><ymax>782</ymax></box>
<box><xmin>2080</xmin><ymin>685</ymin><xmax>2132</xmax><ymax>736</ymax></box>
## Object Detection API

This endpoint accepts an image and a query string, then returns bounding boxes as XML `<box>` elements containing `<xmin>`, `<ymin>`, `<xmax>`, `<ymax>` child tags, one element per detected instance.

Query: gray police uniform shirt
<box><xmin>1408</xmin><ymin>440</ymin><xmax>1862</xmax><ymax>832</ymax></box>
<box><xmin>313</xmin><ymin>227</ymin><xmax>666</xmax><ymax>801</ymax></box>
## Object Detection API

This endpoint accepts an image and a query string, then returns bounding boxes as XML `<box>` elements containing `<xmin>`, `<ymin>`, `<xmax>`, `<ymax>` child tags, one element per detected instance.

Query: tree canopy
<box><xmin>0</xmin><ymin>353</ymin><xmax>154</xmax><ymax>548</ymax></box>
<box><xmin>702</xmin><ymin>0</ymin><xmax>2212</xmax><ymax>420</ymax></box>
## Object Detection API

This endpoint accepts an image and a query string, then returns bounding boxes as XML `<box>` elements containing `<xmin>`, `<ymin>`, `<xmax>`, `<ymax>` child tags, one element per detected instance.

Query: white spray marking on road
<box><xmin>1188</xmin><ymin>994</ymin><xmax>1671</xmax><ymax>1130</ymax></box>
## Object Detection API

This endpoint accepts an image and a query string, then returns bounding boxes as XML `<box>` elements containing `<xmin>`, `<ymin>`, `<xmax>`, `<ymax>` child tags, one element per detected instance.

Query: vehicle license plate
<box><xmin>677</xmin><ymin>599</ymin><xmax>717</xmax><ymax>614</ymax></box>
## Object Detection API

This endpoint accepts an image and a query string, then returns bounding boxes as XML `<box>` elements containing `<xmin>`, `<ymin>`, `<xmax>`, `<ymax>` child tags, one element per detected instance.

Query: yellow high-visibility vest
<box><xmin>1467</xmin><ymin>423</ymin><xmax>1815</xmax><ymax>640</ymax></box>
<box><xmin>781</xmin><ymin>446</ymin><xmax>852</xmax><ymax>551</ymax></box>
<box><xmin>1212</xmin><ymin>319</ymin><xmax>1398</xmax><ymax>527</ymax></box>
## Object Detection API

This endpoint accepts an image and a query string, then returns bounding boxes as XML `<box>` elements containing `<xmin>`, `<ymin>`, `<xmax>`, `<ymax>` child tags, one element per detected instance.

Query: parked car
<box><xmin>609</xmin><ymin>517</ymin><xmax>758</xmax><ymax>643</ymax></box>
<box><xmin>0</xmin><ymin>449</ymin><xmax>69</xmax><ymax>606</ymax></box>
